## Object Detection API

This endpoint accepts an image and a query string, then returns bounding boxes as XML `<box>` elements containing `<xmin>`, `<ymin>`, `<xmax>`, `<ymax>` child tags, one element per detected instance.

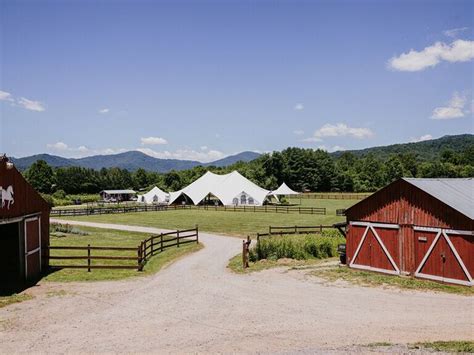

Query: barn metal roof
<box><xmin>100</xmin><ymin>189</ymin><xmax>136</xmax><ymax>194</ymax></box>
<box><xmin>403</xmin><ymin>178</ymin><xmax>474</xmax><ymax>220</ymax></box>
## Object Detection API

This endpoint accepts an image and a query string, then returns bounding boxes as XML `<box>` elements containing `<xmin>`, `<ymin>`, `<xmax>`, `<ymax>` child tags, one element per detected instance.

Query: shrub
<box><xmin>52</xmin><ymin>189</ymin><xmax>66</xmax><ymax>199</ymax></box>
<box><xmin>40</xmin><ymin>193</ymin><xmax>55</xmax><ymax>207</ymax></box>
<box><xmin>252</xmin><ymin>232</ymin><xmax>344</xmax><ymax>261</ymax></box>
<box><xmin>50</xmin><ymin>223</ymin><xmax>89</xmax><ymax>236</ymax></box>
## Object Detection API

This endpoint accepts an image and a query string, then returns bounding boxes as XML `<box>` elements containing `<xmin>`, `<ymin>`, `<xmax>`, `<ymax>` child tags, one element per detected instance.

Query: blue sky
<box><xmin>1</xmin><ymin>0</ymin><xmax>473</xmax><ymax>162</ymax></box>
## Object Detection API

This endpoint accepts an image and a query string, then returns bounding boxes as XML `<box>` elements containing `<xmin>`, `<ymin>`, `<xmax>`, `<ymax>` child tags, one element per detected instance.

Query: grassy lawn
<box><xmin>311</xmin><ymin>265</ymin><xmax>474</xmax><ymax>296</ymax></box>
<box><xmin>287</xmin><ymin>197</ymin><xmax>360</xmax><ymax>212</ymax></box>
<box><xmin>228</xmin><ymin>253</ymin><xmax>337</xmax><ymax>273</ymax></box>
<box><xmin>0</xmin><ymin>293</ymin><xmax>34</xmax><ymax>309</ymax></box>
<box><xmin>58</xmin><ymin>199</ymin><xmax>354</xmax><ymax>237</ymax></box>
<box><xmin>45</xmin><ymin>226</ymin><xmax>202</xmax><ymax>282</ymax></box>
<box><xmin>410</xmin><ymin>341</ymin><xmax>474</xmax><ymax>353</ymax></box>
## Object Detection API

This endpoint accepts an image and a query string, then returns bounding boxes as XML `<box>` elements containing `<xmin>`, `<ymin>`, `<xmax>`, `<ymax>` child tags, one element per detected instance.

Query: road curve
<box><xmin>0</xmin><ymin>220</ymin><xmax>472</xmax><ymax>353</ymax></box>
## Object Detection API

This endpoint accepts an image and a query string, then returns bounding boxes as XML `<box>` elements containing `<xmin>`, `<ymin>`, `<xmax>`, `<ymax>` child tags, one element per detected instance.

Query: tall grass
<box><xmin>250</xmin><ymin>230</ymin><xmax>344</xmax><ymax>261</ymax></box>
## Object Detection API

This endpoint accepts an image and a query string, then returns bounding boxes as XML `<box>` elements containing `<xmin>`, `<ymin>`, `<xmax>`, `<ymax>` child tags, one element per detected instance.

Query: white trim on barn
<box><xmin>349</xmin><ymin>222</ymin><xmax>401</xmax><ymax>276</ymax></box>
<box><xmin>24</xmin><ymin>216</ymin><xmax>42</xmax><ymax>278</ymax></box>
<box><xmin>414</xmin><ymin>227</ymin><xmax>473</xmax><ymax>287</ymax></box>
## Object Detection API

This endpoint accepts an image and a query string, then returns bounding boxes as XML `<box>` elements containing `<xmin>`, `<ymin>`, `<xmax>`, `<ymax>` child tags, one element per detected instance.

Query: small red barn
<box><xmin>345</xmin><ymin>178</ymin><xmax>473</xmax><ymax>286</ymax></box>
<box><xmin>0</xmin><ymin>156</ymin><xmax>50</xmax><ymax>287</ymax></box>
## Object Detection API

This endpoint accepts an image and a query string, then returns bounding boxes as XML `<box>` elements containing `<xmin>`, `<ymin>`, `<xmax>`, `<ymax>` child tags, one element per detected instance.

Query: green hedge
<box><xmin>250</xmin><ymin>230</ymin><xmax>344</xmax><ymax>261</ymax></box>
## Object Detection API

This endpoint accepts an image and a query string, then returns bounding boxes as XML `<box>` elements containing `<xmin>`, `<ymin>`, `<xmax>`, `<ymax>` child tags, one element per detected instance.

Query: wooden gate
<box><xmin>348</xmin><ymin>222</ymin><xmax>400</xmax><ymax>275</ymax></box>
<box><xmin>414</xmin><ymin>227</ymin><xmax>473</xmax><ymax>286</ymax></box>
<box><xmin>24</xmin><ymin>216</ymin><xmax>42</xmax><ymax>281</ymax></box>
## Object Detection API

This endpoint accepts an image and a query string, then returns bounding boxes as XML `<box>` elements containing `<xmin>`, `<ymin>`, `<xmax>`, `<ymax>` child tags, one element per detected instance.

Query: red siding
<box><xmin>345</xmin><ymin>179</ymin><xmax>473</xmax><ymax>285</ymax></box>
<box><xmin>0</xmin><ymin>158</ymin><xmax>50</xmax><ymax>271</ymax></box>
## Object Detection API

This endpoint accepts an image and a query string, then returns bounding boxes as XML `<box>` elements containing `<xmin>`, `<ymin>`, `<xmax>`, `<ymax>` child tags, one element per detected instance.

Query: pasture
<box><xmin>46</xmin><ymin>225</ymin><xmax>202</xmax><ymax>282</ymax></box>
<box><xmin>57</xmin><ymin>198</ymin><xmax>357</xmax><ymax>236</ymax></box>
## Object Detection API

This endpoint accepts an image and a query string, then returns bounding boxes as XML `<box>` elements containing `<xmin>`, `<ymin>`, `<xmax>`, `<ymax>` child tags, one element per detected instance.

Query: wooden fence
<box><xmin>255</xmin><ymin>224</ymin><xmax>336</xmax><ymax>240</ymax></box>
<box><xmin>294</xmin><ymin>193</ymin><xmax>371</xmax><ymax>200</ymax></box>
<box><xmin>48</xmin><ymin>227</ymin><xmax>199</xmax><ymax>271</ymax></box>
<box><xmin>50</xmin><ymin>204</ymin><xmax>327</xmax><ymax>217</ymax></box>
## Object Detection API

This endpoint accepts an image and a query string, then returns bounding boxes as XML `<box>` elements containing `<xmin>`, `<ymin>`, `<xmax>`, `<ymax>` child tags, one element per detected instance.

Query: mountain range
<box><xmin>10</xmin><ymin>134</ymin><xmax>473</xmax><ymax>172</ymax></box>
<box><xmin>11</xmin><ymin>151</ymin><xmax>262</xmax><ymax>172</ymax></box>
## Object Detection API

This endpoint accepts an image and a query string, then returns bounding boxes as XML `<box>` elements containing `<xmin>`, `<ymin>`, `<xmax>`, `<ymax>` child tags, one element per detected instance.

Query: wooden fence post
<box><xmin>196</xmin><ymin>225</ymin><xmax>199</xmax><ymax>244</ymax></box>
<box><xmin>87</xmin><ymin>244</ymin><xmax>91</xmax><ymax>272</ymax></box>
<box><xmin>177</xmin><ymin>230</ymin><xmax>180</xmax><ymax>247</ymax></box>
<box><xmin>242</xmin><ymin>236</ymin><xmax>251</xmax><ymax>269</ymax></box>
<box><xmin>138</xmin><ymin>244</ymin><xmax>143</xmax><ymax>271</ymax></box>
<box><xmin>151</xmin><ymin>236</ymin><xmax>154</xmax><ymax>256</ymax></box>
<box><xmin>160</xmin><ymin>233</ymin><xmax>163</xmax><ymax>252</ymax></box>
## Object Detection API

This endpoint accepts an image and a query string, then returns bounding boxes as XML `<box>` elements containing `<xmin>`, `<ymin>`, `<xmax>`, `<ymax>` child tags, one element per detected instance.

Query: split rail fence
<box><xmin>48</xmin><ymin>227</ymin><xmax>199</xmax><ymax>272</ymax></box>
<box><xmin>51</xmin><ymin>204</ymin><xmax>327</xmax><ymax>217</ymax></box>
<box><xmin>255</xmin><ymin>224</ymin><xmax>336</xmax><ymax>241</ymax></box>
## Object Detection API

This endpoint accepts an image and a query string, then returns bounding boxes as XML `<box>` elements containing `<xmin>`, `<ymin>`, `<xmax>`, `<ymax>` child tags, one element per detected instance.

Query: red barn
<box><xmin>0</xmin><ymin>156</ymin><xmax>50</xmax><ymax>288</ymax></box>
<box><xmin>345</xmin><ymin>178</ymin><xmax>473</xmax><ymax>286</ymax></box>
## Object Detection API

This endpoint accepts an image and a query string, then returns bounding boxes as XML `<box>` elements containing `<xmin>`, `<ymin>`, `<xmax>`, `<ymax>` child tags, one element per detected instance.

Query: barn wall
<box><xmin>346</xmin><ymin>179</ymin><xmax>472</xmax><ymax>230</ymax></box>
<box><xmin>346</xmin><ymin>179</ymin><xmax>473</xmax><ymax>281</ymax></box>
<box><xmin>0</xmin><ymin>158</ymin><xmax>50</xmax><ymax>271</ymax></box>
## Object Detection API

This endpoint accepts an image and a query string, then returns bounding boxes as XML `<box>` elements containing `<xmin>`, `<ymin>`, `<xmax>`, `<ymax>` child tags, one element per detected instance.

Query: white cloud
<box><xmin>17</xmin><ymin>97</ymin><xmax>46</xmax><ymax>111</ymax></box>
<box><xmin>99</xmin><ymin>108</ymin><xmax>110</xmax><ymax>114</ymax></box>
<box><xmin>137</xmin><ymin>148</ymin><xmax>225</xmax><ymax>163</ymax></box>
<box><xmin>140</xmin><ymin>136</ymin><xmax>168</xmax><ymax>145</ymax></box>
<box><xmin>302</xmin><ymin>137</ymin><xmax>323</xmax><ymax>143</ymax></box>
<box><xmin>0</xmin><ymin>90</ymin><xmax>14</xmax><ymax>102</ymax></box>
<box><xmin>313</xmin><ymin>123</ymin><xmax>374</xmax><ymax>139</ymax></box>
<box><xmin>316</xmin><ymin>145</ymin><xmax>345</xmax><ymax>152</ymax></box>
<box><xmin>410</xmin><ymin>134</ymin><xmax>433</xmax><ymax>143</ymax></box>
<box><xmin>444</xmin><ymin>27</ymin><xmax>469</xmax><ymax>38</ymax></box>
<box><xmin>294</xmin><ymin>103</ymin><xmax>304</xmax><ymax>111</ymax></box>
<box><xmin>46</xmin><ymin>142</ymin><xmax>68</xmax><ymax>151</ymax></box>
<box><xmin>293</xmin><ymin>129</ymin><xmax>305</xmax><ymax>135</ymax></box>
<box><xmin>200</xmin><ymin>146</ymin><xmax>208</xmax><ymax>151</ymax></box>
<box><xmin>46</xmin><ymin>142</ymin><xmax>128</xmax><ymax>157</ymax></box>
<box><xmin>0</xmin><ymin>90</ymin><xmax>45</xmax><ymax>111</ymax></box>
<box><xmin>431</xmin><ymin>92</ymin><xmax>467</xmax><ymax>119</ymax></box>
<box><xmin>388</xmin><ymin>39</ymin><xmax>474</xmax><ymax>72</ymax></box>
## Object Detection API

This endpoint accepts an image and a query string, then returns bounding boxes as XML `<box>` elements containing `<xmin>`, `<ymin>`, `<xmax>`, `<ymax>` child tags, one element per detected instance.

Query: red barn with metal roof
<box><xmin>345</xmin><ymin>178</ymin><xmax>473</xmax><ymax>286</ymax></box>
<box><xmin>0</xmin><ymin>156</ymin><xmax>50</xmax><ymax>288</ymax></box>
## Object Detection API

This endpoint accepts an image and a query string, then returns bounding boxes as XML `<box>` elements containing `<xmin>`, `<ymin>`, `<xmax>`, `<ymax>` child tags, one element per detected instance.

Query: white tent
<box><xmin>270</xmin><ymin>182</ymin><xmax>299</xmax><ymax>196</ymax></box>
<box><xmin>138</xmin><ymin>186</ymin><xmax>169</xmax><ymax>204</ymax></box>
<box><xmin>168</xmin><ymin>171</ymin><xmax>270</xmax><ymax>206</ymax></box>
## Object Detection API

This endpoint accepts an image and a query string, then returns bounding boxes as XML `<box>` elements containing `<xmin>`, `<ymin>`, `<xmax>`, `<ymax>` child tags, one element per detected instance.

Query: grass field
<box><xmin>46</xmin><ymin>226</ymin><xmax>202</xmax><ymax>282</ymax></box>
<box><xmin>59</xmin><ymin>210</ymin><xmax>345</xmax><ymax>237</ymax></box>
<box><xmin>287</xmin><ymin>197</ymin><xmax>360</xmax><ymax>211</ymax></box>
<box><xmin>312</xmin><ymin>265</ymin><xmax>474</xmax><ymax>296</ymax></box>
<box><xmin>0</xmin><ymin>293</ymin><xmax>34</xmax><ymax>309</ymax></box>
<box><xmin>58</xmin><ymin>199</ymin><xmax>355</xmax><ymax>237</ymax></box>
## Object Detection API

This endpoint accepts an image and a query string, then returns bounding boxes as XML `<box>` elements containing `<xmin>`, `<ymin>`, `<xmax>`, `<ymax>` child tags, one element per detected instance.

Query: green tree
<box><xmin>25</xmin><ymin>160</ymin><xmax>55</xmax><ymax>193</ymax></box>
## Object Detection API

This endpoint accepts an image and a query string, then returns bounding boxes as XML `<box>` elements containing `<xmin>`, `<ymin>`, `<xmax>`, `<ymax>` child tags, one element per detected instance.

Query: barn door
<box><xmin>414</xmin><ymin>227</ymin><xmax>473</xmax><ymax>286</ymax></box>
<box><xmin>24</xmin><ymin>216</ymin><xmax>42</xmax><ymax>281</ymax></box>
<box><xmin>349</xmin><ymin>222</ymin><xmax>400</xmax><ymax>275</ymax></box>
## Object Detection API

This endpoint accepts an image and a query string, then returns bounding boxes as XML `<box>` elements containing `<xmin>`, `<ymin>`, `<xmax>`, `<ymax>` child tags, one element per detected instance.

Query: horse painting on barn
<box><xmin>1</xmin><ymin>185</ymin><xmax>14</xmax><ymax>210</ymax></box>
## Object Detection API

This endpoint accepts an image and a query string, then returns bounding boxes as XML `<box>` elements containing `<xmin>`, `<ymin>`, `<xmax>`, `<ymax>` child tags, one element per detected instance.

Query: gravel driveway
<box><xmin>0</xmin><ymin>220</ymin><xmax>472</xmax><ymax>353</ymax></box>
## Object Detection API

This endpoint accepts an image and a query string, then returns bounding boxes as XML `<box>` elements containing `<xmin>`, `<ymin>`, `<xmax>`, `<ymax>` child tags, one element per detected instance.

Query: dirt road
<box><xmin>0</xmin><ymin>220</ymin><xmax>472</xmax><ymax>353</ymax></box>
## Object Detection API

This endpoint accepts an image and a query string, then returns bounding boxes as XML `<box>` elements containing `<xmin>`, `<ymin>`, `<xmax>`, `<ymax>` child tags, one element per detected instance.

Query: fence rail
<box><xmin>48</xmin><ymin>227</ymin><xmax>199</xmax><ymax>271</ymax></box>
<box><xmin>255</xmin><ymin>224</ymin><xmax>336</xmax><ymax>240</ymax></box>
<box><xmin>51</xmin><ymin>204</ymin><xmax>327</xmax><ymax>216</ymax></box>
<box><xmin>294</xmin><ymin>193</ymin><xmax>371</xmax><ymax>200</ymax></box>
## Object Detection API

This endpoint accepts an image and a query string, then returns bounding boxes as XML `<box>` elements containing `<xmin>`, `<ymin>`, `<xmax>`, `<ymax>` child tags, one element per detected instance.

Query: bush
<box><xmin>40</xmin><ymin>193</ymin><xmax>55</xmax><ymax>207</ymax></box>
<box><xmin>50</xmin><ymin>223</ymin><xmax>89</xmax><ymax>236</ymax></box>
<box><xmin>52</xmin><ymin>189</ymin><xmax>66</xmax><ymax>199</ymax></box>
<box><xmin>252</xmin><ymin>231</ymin><xmax>344</xmax><ymax>261</ymax></box>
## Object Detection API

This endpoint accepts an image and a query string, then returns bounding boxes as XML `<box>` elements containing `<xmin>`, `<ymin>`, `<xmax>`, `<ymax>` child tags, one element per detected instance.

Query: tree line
<box><xmin>24</xmin><ymin>145</ymin><xmax>474</xmax><ymax>196</ymax></box>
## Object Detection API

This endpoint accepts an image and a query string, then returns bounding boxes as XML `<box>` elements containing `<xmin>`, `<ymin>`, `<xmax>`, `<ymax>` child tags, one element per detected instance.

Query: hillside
<box><xmin>11</xmin><ymin>150</ymin><xmax>261</xmax><ymax>172</ymax></box>
<box><xmin>331</xmin><ymin>134</ymin><xmax>474</xmax><ymax>161</ymax></box>
<box><xmin>11</xmin><ymin>134</ymin><xmax>473</xmax><ymax>172</ymax></box>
